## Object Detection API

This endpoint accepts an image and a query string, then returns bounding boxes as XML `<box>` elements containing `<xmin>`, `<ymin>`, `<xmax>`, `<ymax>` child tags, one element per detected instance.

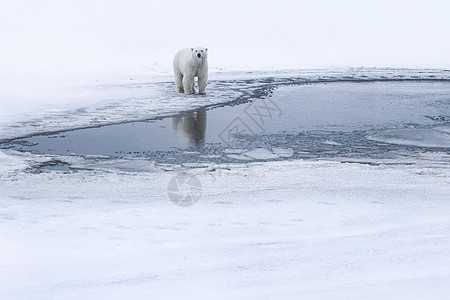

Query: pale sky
<box><xmin>1</xmin><ymin>0</ymin><xmax>450</xmax><ymax>79</ymax></box>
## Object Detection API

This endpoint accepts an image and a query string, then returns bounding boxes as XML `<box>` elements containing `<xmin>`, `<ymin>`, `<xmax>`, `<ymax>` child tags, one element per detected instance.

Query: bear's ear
<box><xmin>191</xmin><ymin>48</ymin><xmax>194</xmax><ymax>51</ymax></box>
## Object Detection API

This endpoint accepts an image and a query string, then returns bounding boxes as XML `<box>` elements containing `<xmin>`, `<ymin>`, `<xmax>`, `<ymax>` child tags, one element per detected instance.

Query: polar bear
<box><xmin>173</xmin><ymin>47</ymin><xmax>208</xmax><ymax>95</ymax></box>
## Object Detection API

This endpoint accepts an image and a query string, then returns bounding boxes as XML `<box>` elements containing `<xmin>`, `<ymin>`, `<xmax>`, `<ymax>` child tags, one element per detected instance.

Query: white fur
<box><xmin>173</xmin><ymin>47</ymin><xmax>208</xmax><ymax>95</ymax></box>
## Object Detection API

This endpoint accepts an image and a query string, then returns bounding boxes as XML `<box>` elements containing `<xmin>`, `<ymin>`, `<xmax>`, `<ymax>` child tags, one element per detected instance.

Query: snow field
<box><xmin>1</xmin><ymin>158</ymin><xmax>450</xmax><ymax>299</ymax></box>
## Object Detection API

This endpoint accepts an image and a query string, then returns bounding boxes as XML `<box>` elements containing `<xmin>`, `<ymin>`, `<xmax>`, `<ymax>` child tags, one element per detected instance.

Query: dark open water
<box><xmin>1</xmin><ymin>81</ymin><xmax>450</xmax><ymax>170</ymax></box>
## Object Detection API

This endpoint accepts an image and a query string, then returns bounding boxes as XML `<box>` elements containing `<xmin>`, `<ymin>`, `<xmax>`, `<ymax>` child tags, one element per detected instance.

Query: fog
<box><xmin>1</xmin><ymin>0</ymin><xmax>450</xmax><ymax>80</ymax></box>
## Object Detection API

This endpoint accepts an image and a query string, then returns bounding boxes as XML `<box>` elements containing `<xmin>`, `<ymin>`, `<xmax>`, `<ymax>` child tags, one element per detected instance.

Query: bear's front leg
<box><xmin>191</xmin><ymin>79</ymin><xmax>196</xmax><ymax>94</ymax></box>
<box><xmin>175</xmin><ymin>73</ymin><xmax>184</xmax><ymax>93</ymax></box>
<box><xmin>198</xmin><ymin>75</ymin><xmax>208</xmax><ymax>95</ymax></box>
<box><xmin>182</xmin><ymin>76</ymin><xmax>194</xmax><ymax>95</ymax></box>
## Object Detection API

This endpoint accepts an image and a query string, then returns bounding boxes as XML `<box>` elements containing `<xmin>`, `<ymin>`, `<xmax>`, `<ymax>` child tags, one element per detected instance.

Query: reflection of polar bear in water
<box><xmin>172</xmin><ymin>108</ymin><xmax>207</xmax><ymax>147</ymax></box>
<box><xmin>173</xmin><ymin>47</ymin><xmax>208</xmax><ymax>95</ymax></box>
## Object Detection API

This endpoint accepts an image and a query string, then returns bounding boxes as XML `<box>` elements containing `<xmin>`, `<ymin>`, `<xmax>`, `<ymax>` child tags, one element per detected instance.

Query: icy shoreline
<box><xmin>2</xmin><ymin>68</ymin><xmax>450</xmax><ymax>141</ymax></box>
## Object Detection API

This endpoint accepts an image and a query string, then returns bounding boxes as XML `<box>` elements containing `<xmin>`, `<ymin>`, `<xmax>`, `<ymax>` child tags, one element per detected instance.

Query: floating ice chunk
<box><xmin>200</xmin><ymin>155</ymin><xmax>222</xmax><ymax>159</ymax></box>
<box><xmin>86</xmin><ymin>159</ymin><xmax>158</xmax><ymax>172</ymax></box>
<box><xmin>272</xmin><ymin>147</ymin><xmax>294</xmax><ymax>157</ymax></box>
<box><xmin>183</xmin><ymin>151</ymin><xmax>200</xmax><ymax>155</ymax></box>
<box><xmin>323</xmin><ymin>140</ymin><xmax>342</xmax><ymax>146</ymax></box>
<box><xmin>181</xmin><ymin>162</ymin><xmax>209</xmax><ymax>168</ymax></box>
<box><xmin>244</xmin><ymin>148</ymin><xmax>280</xmax><ymax>160</ymax></box>
<box><xmin>226</xmin><ymin>154</ymin><xmax>254</xmax><ymax>161</ymax></box>
<box><xmin>435</xmin><ymin>126</ymin><xmax>450</xmax><ymax>134</ymax></box>
<box><xmin>367</xmin><ymin>126</ymin><xmax>450</xmax><ymax>148</ymax></box>
<box><xmin>223</xmin><ymin>149</ymin><xmax>247</xmax><ymax>154</ymax></box>
<box><xmin>82</xmin><ymin>154</ymin><xmax>112</xmax><ymax>159</ymax></box>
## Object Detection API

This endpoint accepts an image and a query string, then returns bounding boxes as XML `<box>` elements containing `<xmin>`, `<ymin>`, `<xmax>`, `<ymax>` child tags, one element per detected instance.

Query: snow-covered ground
<box><xmin>1</xmin><ymin>154</ymin><xmax>450</xmax><ymax>299</ymax></box>
<box><xmin>2</xmin><ymin>72</ymin><xmax>450</xmax><ymax>300</ymax></box>
<box><xmin>2</xmin><ymin>1</ymin><xmax>450</xmax><ymax>299</ymax></box>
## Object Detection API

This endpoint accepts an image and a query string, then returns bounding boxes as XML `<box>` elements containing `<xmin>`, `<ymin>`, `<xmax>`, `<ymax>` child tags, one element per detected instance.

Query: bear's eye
<box><xmin>201</xmin><ymin>50</ymin><xmax>203</xmax><ymax>52</ymax></box>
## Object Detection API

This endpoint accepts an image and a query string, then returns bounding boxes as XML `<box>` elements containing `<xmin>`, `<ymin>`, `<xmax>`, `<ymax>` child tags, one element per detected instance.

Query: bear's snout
<box><xmin>197</xmin><ymin>53</ymin><xmax>201</xmax><ymax>58</ymax></box>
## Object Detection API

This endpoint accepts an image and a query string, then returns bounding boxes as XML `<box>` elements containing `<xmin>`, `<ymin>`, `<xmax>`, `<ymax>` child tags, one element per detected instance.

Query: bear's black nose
<box><xmin>197</xmin><ymin>53</ymin><xmax>201</xmax><ymax>58</ymax></box>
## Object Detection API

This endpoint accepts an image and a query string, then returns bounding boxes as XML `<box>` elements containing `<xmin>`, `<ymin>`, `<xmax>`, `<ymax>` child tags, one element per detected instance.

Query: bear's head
<box><xmin>191</xmin><ymin>47</ymin><xmax>208</xmax><ymax>62</ymax></box>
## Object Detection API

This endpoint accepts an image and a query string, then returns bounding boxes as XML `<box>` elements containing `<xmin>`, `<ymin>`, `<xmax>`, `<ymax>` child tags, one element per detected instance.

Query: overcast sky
<box><xmin>1</xmin><ymin>0</ymin><xmax>450</xmax><ymax>79</ymax></box>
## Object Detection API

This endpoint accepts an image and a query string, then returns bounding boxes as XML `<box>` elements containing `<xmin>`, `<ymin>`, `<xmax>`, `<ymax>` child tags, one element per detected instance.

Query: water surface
<box><xmin>2</xmin><ymin>81</ymin><xmax>450</xmax><ymax>167</ymax></box>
